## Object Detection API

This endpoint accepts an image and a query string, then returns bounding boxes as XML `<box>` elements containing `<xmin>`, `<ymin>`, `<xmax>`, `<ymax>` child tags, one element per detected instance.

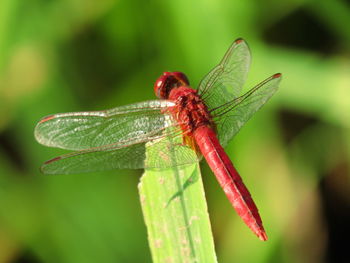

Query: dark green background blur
<box><xmin>0</xmin><ymin>0</ymin><xmax>349</xmax><ymax>262</ymax></box>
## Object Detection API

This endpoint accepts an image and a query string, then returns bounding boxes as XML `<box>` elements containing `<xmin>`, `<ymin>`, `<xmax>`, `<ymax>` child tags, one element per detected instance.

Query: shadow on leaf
<box><xmin>166</xmin><ymin>167</ymin><xmax>199</xmax><ymax>207</ymax></box>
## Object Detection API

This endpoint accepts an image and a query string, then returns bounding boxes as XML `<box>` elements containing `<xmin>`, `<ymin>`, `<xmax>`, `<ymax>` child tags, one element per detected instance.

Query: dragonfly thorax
<box><xmin>168</xmin><ymin>86</ymin><xmax>213</xmax><ymax>134</ymax></box>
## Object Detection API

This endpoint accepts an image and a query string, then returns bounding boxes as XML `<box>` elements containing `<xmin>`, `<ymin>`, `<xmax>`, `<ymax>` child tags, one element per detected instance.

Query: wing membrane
<box><xmin>35</xmin><ymin>100</ymin><xmax>176</xmax><ymax>150</ymax></box>
<box><xmin>198</xmin><ymin>38</ymin><xmax>251</xmax><ymax>111</ymax></box>
<box><xmin>35</xmin><ymin>100</ymin><xmax>201</xmax><ymax>174</ymax></box>
<box><xmin>213</xmin><ymin>74</ymin><xmax>282</xmax><ymax>147</ymax></box>
<box><xmin>41</xmin><ymin>131</ymin><xmax>199</xmax><ymax>174</ymax></box>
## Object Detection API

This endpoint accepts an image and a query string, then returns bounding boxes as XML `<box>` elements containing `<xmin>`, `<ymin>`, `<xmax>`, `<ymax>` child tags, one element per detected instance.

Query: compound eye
<box><xmin>172</xmin><ymin>72</ymin><xmax>190</xmax><ymax>86</ymax></box>
<box><xmin>154</xmin><ymin>72</ymin><xmax>170</xmax><ymax>99</ymax></box>
<box><xmin>154</xmin><ymin>72</ymin><xmax>190</xmax><ymax>99</ymax></box>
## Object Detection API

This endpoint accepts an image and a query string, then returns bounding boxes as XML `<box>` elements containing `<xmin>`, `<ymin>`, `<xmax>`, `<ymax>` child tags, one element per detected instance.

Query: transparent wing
<box><xmin>35</xmin><ymin>100</ymin><xmax>176</xmax><ymax>150</ymax></box>
<box><xmin>198</xmin><ymin>38</ymin><xmax>251</xmax><ymax>111</ymax></box>
<box><xmin>212</xmin><ymin>73</ymin><xmax>282</xmax><ymax>147</ymax></box>
<box><xmin>40</xmin><ymin>130</ymin><xmax>200</xmax><ymax>174</ymax></box>
<box><xmin>35</xmin><ymin>100</ymin><xmax>200</xmax><ymax>174</ymax></box>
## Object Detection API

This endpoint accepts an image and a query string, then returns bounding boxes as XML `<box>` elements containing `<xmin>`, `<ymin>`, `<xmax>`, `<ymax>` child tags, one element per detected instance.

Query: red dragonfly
<box><xmin>35</xmin><ymin>38</ymin><xmax>281</xmax><ymax>241</ymax></box>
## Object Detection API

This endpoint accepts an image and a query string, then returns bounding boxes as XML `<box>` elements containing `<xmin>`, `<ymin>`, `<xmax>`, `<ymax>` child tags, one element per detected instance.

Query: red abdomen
<box><xmin>193</xmin><ymin>125</ymin><xmax>267</xmax><ymax>241</ymax></box>
<box><xmin>168</xmin><ymin>86</ymin><xmax>267</xmax><ymax>240</ymax></box>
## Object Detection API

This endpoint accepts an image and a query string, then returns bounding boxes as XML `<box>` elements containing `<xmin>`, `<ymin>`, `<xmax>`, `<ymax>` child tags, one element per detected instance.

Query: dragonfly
<box><xmin>35</xmin><ymin>38</ymin><xmax>281</xmax><ymax>241</ymax></box>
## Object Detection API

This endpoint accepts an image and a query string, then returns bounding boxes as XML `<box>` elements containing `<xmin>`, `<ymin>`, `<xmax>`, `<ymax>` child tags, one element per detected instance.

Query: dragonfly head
<box><xmin>154</xmin><ymin>72</ymin><xmax>190</xmax><ymax>99</ymax></box>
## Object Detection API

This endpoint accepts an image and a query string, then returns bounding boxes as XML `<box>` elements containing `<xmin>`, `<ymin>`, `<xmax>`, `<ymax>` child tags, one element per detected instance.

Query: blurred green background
<box><xmin>0</xmin><ymin>0</ymin><xmax>349</xmax><ymax>262</ymax></box>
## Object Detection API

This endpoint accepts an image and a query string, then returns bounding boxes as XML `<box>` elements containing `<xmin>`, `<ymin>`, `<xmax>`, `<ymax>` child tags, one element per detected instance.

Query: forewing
<box><xmin>198</xmin><ymin>38</ymin><xmax>251</xmax><ymax>111</ymax></box>
<box><xmin>35</xmin><ymin>100</ymin><xmax>175</xmax><ymax>150</ymax></box>
<box><xmin>214</xmin><ymin>73</ymin><xmax>282</xmax><ymax>147</ymax></box>
<box><xmin>41</xmin><ymin>132</ymin><xmax>200</xmax><ymax>174</ymax></box>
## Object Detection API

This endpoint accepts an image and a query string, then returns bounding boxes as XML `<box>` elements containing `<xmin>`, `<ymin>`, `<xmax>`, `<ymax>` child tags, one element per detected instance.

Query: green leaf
<box><xmin>138</xmin><ymin>138</ymin><xmax>217</xmax><ymax>263</ymax></box>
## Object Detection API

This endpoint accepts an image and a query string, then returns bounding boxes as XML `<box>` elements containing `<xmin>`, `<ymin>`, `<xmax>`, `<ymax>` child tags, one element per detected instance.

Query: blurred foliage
<box><xmin>0</xmin><ymin>0</ymin><xmax>349</xmax><ymax>262</ymax></box>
